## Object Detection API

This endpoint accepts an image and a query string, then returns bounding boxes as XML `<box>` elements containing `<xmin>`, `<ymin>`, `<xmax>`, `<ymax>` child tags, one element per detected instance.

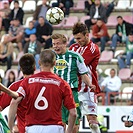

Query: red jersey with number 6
<box><xmin>69</xmin><ymin>41</ymin><xmax>101</xmax><ymax>94</ymax></box>
<box><xmin>17</xmin><ymin>71</ymin><xmax>75</xmax><ymax>126</ymax></box>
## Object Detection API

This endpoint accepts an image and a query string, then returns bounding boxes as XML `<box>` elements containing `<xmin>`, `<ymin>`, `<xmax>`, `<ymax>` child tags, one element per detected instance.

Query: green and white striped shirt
<box><xmin>54</xmin><ymin>50</ymin><xmax>88</xmax><ymax>88</ymax></box>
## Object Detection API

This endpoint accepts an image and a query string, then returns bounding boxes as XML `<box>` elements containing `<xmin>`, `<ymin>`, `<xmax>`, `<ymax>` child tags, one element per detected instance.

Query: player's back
<box><xmin>18</xmin><ymin>71</ymin><xmax>74</xmax><ymax>126</ymax></box>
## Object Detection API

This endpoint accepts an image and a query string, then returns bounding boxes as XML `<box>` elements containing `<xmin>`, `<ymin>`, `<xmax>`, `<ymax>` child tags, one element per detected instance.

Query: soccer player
<box><xmin>51</xmin><ymin>33</ymin><xmax>95</xmax><ymax>133</ymax></box>
<box><xmin>0</xmin><ymin>53</ymin><xmax>36</xmax><ymax>133</ymax></box>
<box><xmin>70</xmin><ymin>22</ymin><xmax>101</xmax><ymax>133</ymax></box>
<box><xmin>9</xmin><ymin>49</ymin><xmax>77</xmax><ymax>133</ymax></box>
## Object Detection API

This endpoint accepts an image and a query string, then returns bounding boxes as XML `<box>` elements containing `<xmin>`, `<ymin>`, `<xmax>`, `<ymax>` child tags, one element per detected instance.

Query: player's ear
<box><xmin>53</xmin><ymin>60</ymin><xmax>56</xmax><ymax>66</ymax></box>
<box><xmin>64</xmin><ymin>42</ymin><xmax>67</xmax><ymax>46</ymax></box>
<box><xmin>85</xmin><ymin>33</ymin><xmax>89</xmax><ymax>38</ymax></box>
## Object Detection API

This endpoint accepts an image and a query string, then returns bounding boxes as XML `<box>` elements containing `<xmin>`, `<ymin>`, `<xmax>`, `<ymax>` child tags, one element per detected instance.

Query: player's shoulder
<box><xmin>90</xmin><ymin>41</ymin><xmax>99</xmax><ymax>49</ymax></box>
<box><xmin>68</xmin><ymin>49</ymin><xmax>80</xmax><ymax>56</ymax></box>
<box><xmin>9</xmin><ymin>79</ymin><xmax>23</xmax><ymax>91</ymax></box>
<box><xmin>67</xmin><ymin>50</ymin><xmax>83</xmax><ymax>58</ymax></box>
<box><xmin>69</xmin><ymin>43</ymin><xmax>80</xmax><ymax>50</ymax></box>
<box><xmin>87</xmin><ymin>41</ymin><xmax>100</xmax><ymax>53</ymax></box>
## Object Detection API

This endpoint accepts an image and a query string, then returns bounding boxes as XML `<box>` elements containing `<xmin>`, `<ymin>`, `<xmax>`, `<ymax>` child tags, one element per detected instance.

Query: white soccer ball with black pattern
<box><xmin>46</xmin><ymin>7</ymin><xmax>64</xmax><ymax>25</ymax></box>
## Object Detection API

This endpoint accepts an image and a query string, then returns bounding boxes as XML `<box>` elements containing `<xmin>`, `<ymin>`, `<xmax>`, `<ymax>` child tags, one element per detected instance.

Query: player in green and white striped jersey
<box><xmin>52</xmin><ymin>33</ymin><xmax>95</xmax><ymax>133</ymax></box>
<box><xmin>55</xmin><ymin>49</ymin><xmax>88</xmax><ymax>89</ymax></box>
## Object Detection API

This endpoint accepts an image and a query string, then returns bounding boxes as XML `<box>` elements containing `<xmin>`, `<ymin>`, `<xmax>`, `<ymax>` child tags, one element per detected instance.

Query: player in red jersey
<box><xmin>9</xmin><ymin>49</ymin><xmax>77</xmax><ymax>133</ymax></box>
<box><xmin>70</xmin><ymin>22</ymin><xmax>101</xmax><ymax>133</ymax></box>
<box><xmin>0</xmin><ymin>53</ymin><xmax>36</xmax><ymax>133</ymax></box>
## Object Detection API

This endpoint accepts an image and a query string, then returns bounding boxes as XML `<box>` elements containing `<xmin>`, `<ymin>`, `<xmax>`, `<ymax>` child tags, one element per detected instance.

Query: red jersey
<box><xmin>0</xmin><ymin>79</ymin><xmax>26</xmax><ymax>133</ymax></box>
<box><xmin>69</xmin><ymin>41</ymin><xmax>101</xmax><ymax>94</ymax></box>
<box><xmin>17</xmin><ymin>71</ymin><xmax>75</xmax><ymax>127</ymax></box>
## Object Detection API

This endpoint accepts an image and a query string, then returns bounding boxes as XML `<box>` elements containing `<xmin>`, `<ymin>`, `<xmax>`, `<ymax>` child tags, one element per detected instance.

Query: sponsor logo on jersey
<box><xmin>55</xmin><ymin>59</ymin><xmax>68</xmax><ymax>70</ymax></box>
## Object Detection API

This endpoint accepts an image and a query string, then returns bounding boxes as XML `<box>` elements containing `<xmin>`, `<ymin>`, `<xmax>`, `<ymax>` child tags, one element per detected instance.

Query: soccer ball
<box><xmin>46</xmin><ymin>7</ymin><xmax>64</xmax><ymax>25</ymax></box>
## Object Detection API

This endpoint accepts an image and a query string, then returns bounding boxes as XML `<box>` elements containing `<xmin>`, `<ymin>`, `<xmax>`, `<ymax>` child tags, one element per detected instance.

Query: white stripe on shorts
<box><xmin>25</xmin><ymin>125</ymin><xmax>64</xmax><ymax>133</ymax></box>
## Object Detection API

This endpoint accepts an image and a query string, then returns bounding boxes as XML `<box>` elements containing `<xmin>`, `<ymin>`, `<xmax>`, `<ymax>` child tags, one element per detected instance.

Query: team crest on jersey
<box><xmin>55</xmin><ymin>59</ymin><xmax>68</xmax><ymax>70</ymax></box>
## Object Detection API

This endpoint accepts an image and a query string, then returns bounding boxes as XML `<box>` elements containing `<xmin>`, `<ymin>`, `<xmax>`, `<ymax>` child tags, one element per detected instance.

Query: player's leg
<box><xmin>0</xmin><ymin>113</ymin><xmax>10</xmax><ymax>133</ymax></box>
<box><xmin>72</xmin><ymin>90</ymin><xmax>81</xmax><ymax>133</ymax></box>
<box><xmin>62</xmin><ymin>90</ymin><xmax>81</xmax><ymax>133</ymax></box>
<box><xmin>62</xmin><ymin>104</ymin><xmax>80</xmax><ymax>133</ymax></box>
<box><xmin>79</xmin><ymin>91</ymin><xmax>101</xmax><ymax>133</ymax></box>
<box><xmin>87</xmin><ymin>91</ymin><xmax>101</xmax><ymax>133</ymax></box>
<box><xmin>87</xmin><ymin>114</ymin><xmax>101</xmax><ymax>133</ymax></box>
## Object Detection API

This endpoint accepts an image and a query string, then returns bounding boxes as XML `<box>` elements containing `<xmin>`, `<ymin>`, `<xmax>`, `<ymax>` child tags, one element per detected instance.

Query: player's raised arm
<box><xmin>0</xmin><ymin>83</ymin><xmax>18</xmax><ymax>99</ymax></box>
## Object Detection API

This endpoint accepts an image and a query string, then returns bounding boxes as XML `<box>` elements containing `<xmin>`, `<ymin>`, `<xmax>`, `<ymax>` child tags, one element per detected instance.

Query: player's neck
<box><xmin>41</xmin><ymin>67</ymin><xmax>54</xmax><ymax>73</ymax></box>
<box><xmin>24</xmin><ymin>74</ymin><xmax>33</xmax><ymax>78</ymax></box>
<box><xmin>87</xmin><ymin>39</ymin><xmax>90</xmax><ymax>44</ymax></box>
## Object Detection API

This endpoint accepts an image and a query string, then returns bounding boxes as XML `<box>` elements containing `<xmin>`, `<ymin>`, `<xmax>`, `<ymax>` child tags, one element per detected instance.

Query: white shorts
<box><xmin>25</xmin><ymin>125</ymin><xmax>64</xmax><ymax>133</ymax></box>
<box><xmin>78</xmin><ymin>91</ymin><xmax>97</xmax><ymax>116</ymax></box>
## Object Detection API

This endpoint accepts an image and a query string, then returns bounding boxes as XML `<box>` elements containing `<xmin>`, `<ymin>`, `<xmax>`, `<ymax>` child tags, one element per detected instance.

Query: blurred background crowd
<box><xmin>0</xmin><ymin>0</ymin><xmax>133</xmax><ymax>106</ymax></box>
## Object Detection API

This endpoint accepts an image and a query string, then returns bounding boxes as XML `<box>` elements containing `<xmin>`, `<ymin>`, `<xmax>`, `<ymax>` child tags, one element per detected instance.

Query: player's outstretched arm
<box><xmin>66</xmin><ymin>108</ymin><xmax>77</xmax><ymax>133</ymax></box>
<box><xmin>0</xmin><ymin>83</ymin><xmax>18</xmax><ymax>99</ymax></box>
<box><xmin>124</xmin><ymin>121</ymin><xmax>133</xmax><ymax>127</ymax></box>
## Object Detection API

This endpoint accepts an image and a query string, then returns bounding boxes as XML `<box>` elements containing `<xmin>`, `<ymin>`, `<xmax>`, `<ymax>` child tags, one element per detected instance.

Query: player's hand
<box><xmin>89</xmin><ymin>84</ymin><xmax>96</xmax><ymax>91</ymax></box>
<box><xmin>124</xmin><ymin>121</ymin><xmax>133</xmax><ymax>127</ymax></box>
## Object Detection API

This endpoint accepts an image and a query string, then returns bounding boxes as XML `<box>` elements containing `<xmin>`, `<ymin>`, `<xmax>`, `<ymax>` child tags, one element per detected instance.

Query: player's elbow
<box><xmin>69</xmin><ymin>108</ymin><xmax>77</xmax><ymax>118</ymax></box>
<box><xmin>10</xmin><ymin>99</ymin><xmax>18</xmax><ymax>106</ymax></box>
<box><xmin>10</xmin><ymin>98</ymin><xmax>20</xmax><ymax>106</ymax></box>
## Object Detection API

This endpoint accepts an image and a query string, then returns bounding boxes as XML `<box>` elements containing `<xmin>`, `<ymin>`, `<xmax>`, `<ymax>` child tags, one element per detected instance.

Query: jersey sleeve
<box><xmin>61</xmin><ymin>80</ymin><xmax>76</xmax><ymax>110</ymax></box>
<box><xmin>17</xmin><ymin>79</ymin><xmax>27</xmax><ymax>98</ymax></box>
<box><xmin>76</xmin><ymin>53</ymin><xmax>88</xmax><ymax>75</ymax></box>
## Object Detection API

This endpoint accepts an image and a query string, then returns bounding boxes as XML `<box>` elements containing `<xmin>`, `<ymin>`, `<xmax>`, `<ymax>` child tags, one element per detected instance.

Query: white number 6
<box><xmin>34</xmin><ymin>87</ymin><xmax>48</xmax><ymax>110</ymax></box>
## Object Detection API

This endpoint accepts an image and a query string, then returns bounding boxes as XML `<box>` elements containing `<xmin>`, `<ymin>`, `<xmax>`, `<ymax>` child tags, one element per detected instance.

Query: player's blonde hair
<box><xmin>51</xmin><ymin>33</ymin><xmax>67</xmax><ymax>44</ymax></box>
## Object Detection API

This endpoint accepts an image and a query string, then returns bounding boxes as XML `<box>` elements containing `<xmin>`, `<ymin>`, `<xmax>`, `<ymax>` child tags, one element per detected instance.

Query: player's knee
<box><xmin>89</xmin><ymin>120</ymin><xmax>99</xmax><ymax>130</ymax></box>
<box><xmin>87</xmin><ymin>114</ymin><xmax>97</xmax><ymax>122</ymax></box>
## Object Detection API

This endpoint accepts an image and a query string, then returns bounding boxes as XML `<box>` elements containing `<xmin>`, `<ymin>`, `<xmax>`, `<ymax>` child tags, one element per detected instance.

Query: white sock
<box><xmin>89</xmin><ymin>123</ymin><xmax>101</xmax><ymax>133</ymax></box>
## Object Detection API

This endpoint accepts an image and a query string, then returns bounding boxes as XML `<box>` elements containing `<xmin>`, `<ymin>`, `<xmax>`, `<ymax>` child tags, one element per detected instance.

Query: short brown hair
<box><xmin>40</xmin><ymin>49</ymin><xmax>56</xmax><ymax>67</ymax></box>
<box><xmin>51</xmin><ymin>33</ymin><xmax>67</xmax><ymax>44</ymax></box>
<box><xmin>19</xmin><ymin>53</ymin><xmax>35</xmax><ymax>75</ymax></box>
<box><xmin>72</xmin><ymin>22</ymin><xmax>89</xmax><ymax>35</ymax></box>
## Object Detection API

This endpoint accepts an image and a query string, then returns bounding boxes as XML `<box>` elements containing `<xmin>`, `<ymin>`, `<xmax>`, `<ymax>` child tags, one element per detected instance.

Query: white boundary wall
<box><xmin>1</xmin><ymin>106</ymin><xmax>133</xmax><ymax>132</ymax></box>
